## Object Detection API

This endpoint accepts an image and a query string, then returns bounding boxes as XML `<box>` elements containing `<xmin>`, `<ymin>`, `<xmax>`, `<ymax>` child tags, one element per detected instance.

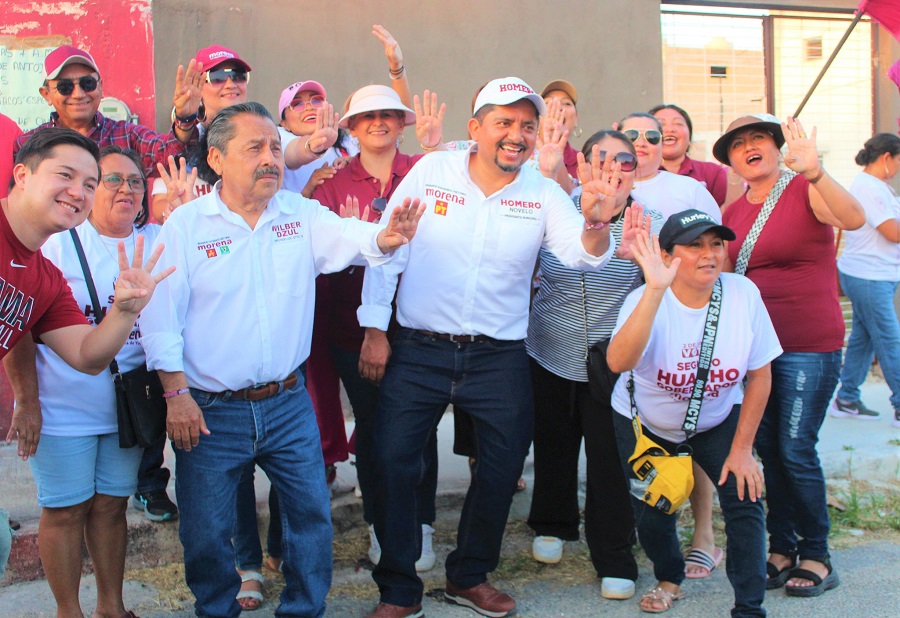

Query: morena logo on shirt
<box><xmin>196</xmin><ymin>237</ymin><xmax>233</xmax><ymax>258</ymax></box>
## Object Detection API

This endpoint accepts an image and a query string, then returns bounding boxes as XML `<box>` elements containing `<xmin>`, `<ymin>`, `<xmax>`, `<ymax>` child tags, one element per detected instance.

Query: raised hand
<box><xmin>631</xmin><ymin>231</ymin><xmax>679</xmax><ymax>291</ymax></box>
<box><xmin>172</xmin><ymin>59</ymin><xmax>204</xmax><ymax>119</ymax></box>
<box><xmin>415</xmin><ymin>90</ymin><xmax>445</xmax><ymax>150</ymax></box>
<box><xmin>577</xmin><ymin>146</ymin><xmax>621</xmax><ymax>225</ymax></box>
<box><xmin>338</xmin><ymin>194</ymin><xmax>372</xmax><ymax>222</ymax></box>
<box><xmin>537</xmin><ymin>98</ymin><xmax>568</xmax><ymax>178</ymax></box>
<box><xmin>615</xmin><ymin>203</ymin><xmax>653</xmax><ymax>261</ymax></box>
<box><xmin>781</xmin><ymin>115</ymin><xmax>819</xmax><ymax>175</ymax></box>
<box><xmin>307</xmin><ymin>103</ymin><xmax>339</xmax><ymax>155</ymax></box>
<box><xmin>157</xmin><ymin>155</ymin><xmax>198</xmax><ymax>218</ymax></box>
<box><xmin>113</xmin><ymin>236</ymin><xmax>176</xmax><ymax>315</ymax></box>
<box><xmin>376</xmin><ymin>198</ymin><xmax>426</xmax><ymax>253</ymax></box>
<box><xmin>373</xmin><ymin>24</ymin><xmax>404</xmax><ymax>71</ymax></box>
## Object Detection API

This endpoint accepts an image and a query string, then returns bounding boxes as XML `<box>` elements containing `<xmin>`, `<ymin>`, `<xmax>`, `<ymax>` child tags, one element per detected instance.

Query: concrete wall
<box><xmin>151</xmin><ymin>0</ymin><xmax>664</xmax><ymax>152</ymax></box>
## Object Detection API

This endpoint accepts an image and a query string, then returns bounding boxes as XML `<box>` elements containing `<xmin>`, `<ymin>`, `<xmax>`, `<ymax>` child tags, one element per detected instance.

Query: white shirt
<box><xmin>610</xmin><ymin>273</ymin><xmax>782</xmax><ymax>443</ymax></box>
<box><xmin>141</xmin><ymin>183</ymin><xmax>390</xmax><ymax>392</ymax></box>
<box><xmin>358</xmin><ymin>147</ymin><xmax>614</xmax><ymax>341</ymax></box>
<box><xmin>36</xmin><ymin>221</ymin><xmax>161</xmax><ymax>437</ymax></box>
<box><xmin>631</xmin><ymin>170</ymin><xmax>722</xmax><ymax>223</ymax></box>
<box><xmin>838</xmin><ymin>171</ymin><xmax>900</xmax><ymax>281</ymax></box>
<box><xmin>278</xmin><ymin>127</ymin><xmax>340</xmax><ymax>194</ymax></box>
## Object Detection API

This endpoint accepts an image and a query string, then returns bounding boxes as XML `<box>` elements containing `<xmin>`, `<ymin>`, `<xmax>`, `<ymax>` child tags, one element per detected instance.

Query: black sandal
<box><xmin>785</xmin><ymin>556</ymin><xmax>840</xmax><ymax>598</ymax></box>
<box><xmin>765</xmin><ymin>549</ymin><xmax>797</xmax><ymax>590</ymax></box>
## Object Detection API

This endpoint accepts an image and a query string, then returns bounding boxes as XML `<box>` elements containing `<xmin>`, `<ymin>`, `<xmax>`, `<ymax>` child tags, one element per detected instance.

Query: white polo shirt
<box><xmin>141</xmin><ymin>183</ymin><xmax>390</xmax><ymax>392</ymax></box>
<box><xmin>358</xmin><ymin>147</ymin><xmax>614</xmax><ymax>341</ymax></box>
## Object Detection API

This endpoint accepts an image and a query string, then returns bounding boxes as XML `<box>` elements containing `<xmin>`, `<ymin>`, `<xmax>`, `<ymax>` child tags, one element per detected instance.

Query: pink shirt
<box><xmin>723</xmin><ymin>175</ymin><xmax>843</xmax><ymax>353</ymax></box>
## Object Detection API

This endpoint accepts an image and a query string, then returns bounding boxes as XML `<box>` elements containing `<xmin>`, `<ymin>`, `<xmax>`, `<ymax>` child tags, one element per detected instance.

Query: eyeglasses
<box><xmin>101</xmin><ymin>174</ymin><xmax>145</xmax><ymax>193</ymax></box>
<box><xmin>371</xmin><ymin>198</ymin><xmax>388</xmax><ymax>213</ymax></box>
<box><xmin>595</xmin><ymin>151</ymin><xmax>638</xmax><ymax>172</ymax></box>
<box><xmin>206</xmin><ymin>68</ymin><xmax>250</xmax><ymax>85</ymax></box>
<box><xmin>623</xmin><ymin>128</ymin><xmax>662</xmax><ymax>145</ymax></box>
<box><xmin>289</xmin><ymin>95</ymin><xmax>325</xmax><ymax>111</ymax></box>
<box><xmin>50</xmin><ymin>75</ymin><xmax>99</xmax><ymax>96</ymax></box>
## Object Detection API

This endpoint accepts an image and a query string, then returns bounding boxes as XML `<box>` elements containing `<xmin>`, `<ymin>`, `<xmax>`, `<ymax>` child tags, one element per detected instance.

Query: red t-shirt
<box><xmin>0</xmin><ymin>114</ymin><xmax>23</xmax><ymax>200</ymax></box>
<box><xmin>675</xmin><ymin>156</ymin><xmax>728</xmax><ymax>207</ymax></box>
<box><xmin>311</xmin><ymin>152</ymin><xmax>424</xmax><ymax>351</ymax></box>
<box><xmin>723</xmin><ymin>175</ymin><xmax>843</xmax><ymax>353</ymax></box>
<box><xmin>0</xmin><ymin>206</ymin><xmax>88</xmax><ymax>359</ymax></box>
<box><xmin>563</xmin><ymin>143</ymin><xmax>579</xmax><ymax>179</ymax></box>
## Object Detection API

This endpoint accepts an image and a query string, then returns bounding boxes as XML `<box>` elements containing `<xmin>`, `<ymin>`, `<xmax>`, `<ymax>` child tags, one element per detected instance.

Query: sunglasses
<box><xmin>206</xmin><ymin>68</ymin><xmax>250</xmax><ymax>85</ymax></box>
<box><xmin>595</xmin><ymin>151</ymin><xmax>638</xmax><ymax>172</ymax></box>
<box><xmin>50</xmin><ymin>75</ymin><xmax>99</xmax><ymax>96</ymax></box>
<box><xmin>371</xmin><ymin>197</ymin><xmax>388</xmax><ymax>213</ymax></box>
<box><xmin>101</xmin><ymin>174</ymin><xmax>145</xmax><ymax>193</ymax></box>
<box><xmin>623</xmin><ymin>128</ymin><xmax>662</xmax><ymax>145</ymax></box>
<box><xmin>289</xmin><ymin>95</ymin><xmax>325</xmax><ymax>111</ymax></box>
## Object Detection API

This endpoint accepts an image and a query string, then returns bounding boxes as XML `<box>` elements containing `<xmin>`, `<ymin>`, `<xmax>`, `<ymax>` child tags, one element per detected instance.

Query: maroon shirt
<box><xmin>673</xmin><ymin>156</ymin><xmax>728</xmax><ymax>206</ymax></box>
<box><xmin>563</xmin><ymin>143</ymin><xmax>579</xmax><ymax>179</ymax></box>
<box><xmin>723</xmin><ymin>174</ymin><xmax>843</xmax><ymax>353</ymax></box>
<box><xmin>312</xmin><ymin>152</ymin><xmax>424</xmax><ymax>351</ymax></box>
<box><xmin>0</xmin><ymin>114</ymin><xmax>23</xmax><ymax>200</ymax></box>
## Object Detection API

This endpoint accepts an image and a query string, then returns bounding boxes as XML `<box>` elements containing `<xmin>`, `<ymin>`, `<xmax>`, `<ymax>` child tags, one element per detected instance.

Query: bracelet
<box><xmin>389</xmin><ymin>65</ymin><xmax>405</xmax><ymax>81</ymax></box>
<box><xmin>419</xmin><ymin>137</ymin><xmax>442</xmax><ymax>152</ymax></box>
<box><xmin>808</xmin><ymin>168</ymin><xmax>826</xmax><ymax>184</ymax></box>
<box><xmin>584</xmin><ymin>219</ymin><xmax>609</xmax><ymax>232</ymax></box>
<box><xmin>163</xmin><ymin>387</ymin><xmax>191</xmax><ymax>399</ymax></box>
<box><xmin>171</xmin><ymin>106</ymin><xmax>199</xmax><ymax>125</ymax></box>
<box><xmin>304</xmin><ymin>138</ymin><xmax>328</xmax><ymax>158</ymax></box>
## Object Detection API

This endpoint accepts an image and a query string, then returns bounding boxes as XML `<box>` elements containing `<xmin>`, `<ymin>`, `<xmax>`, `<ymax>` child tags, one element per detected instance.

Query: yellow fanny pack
<box><xmin>627</xmin><ymin>413</ymin><xmax>694</xmax><ymax>515</ymax></box>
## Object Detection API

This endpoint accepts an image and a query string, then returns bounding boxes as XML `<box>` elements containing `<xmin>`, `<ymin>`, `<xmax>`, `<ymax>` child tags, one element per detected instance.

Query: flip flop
<box><xmin>237</xmin><ymin>570</ymin><xmax>265</xmax><ymax>611</ymax></box>
<box><xmin>785</xmin><ymin>565</ymin><xmax>840</xmax><ymax>597</ymax></box>
<box><xmin>639</xmin><ymin>586</ymin><xmax>685</xmax><ymax>613</ymax></box>
<box><xmin>684</xmin><ymin>547</ymin><xmax>724</xmax><ymax>579</ymax></box>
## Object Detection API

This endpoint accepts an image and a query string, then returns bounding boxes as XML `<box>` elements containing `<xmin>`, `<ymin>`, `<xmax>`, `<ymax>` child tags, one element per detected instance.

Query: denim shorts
<box><xmin>29</xmin><ymin>433</ymin><xmax>142</xmax><ymax>508</ymax></box>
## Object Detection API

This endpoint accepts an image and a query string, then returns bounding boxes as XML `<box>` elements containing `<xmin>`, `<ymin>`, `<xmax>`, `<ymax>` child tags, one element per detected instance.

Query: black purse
<box><xmin>70</xmin><ymin>229</ymin><xmax>167</xmax><ymax>449</ymax></box>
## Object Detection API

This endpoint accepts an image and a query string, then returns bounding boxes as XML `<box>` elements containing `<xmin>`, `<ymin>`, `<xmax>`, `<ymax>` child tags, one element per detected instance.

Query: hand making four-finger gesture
<box><xmin>373</xmin><ymin>24</ymin><xmax>404</xmax><ymax>73</ymax></box>
<box><xmin>615</xmin><ymin>203</ymin><xmax>653</xmax><ymax>261</ymax></box>
<box><xmin>537</xmin><ymin>98</ymin><xmax>569</xmax><ymax>178</ymax></box>
<box><xmin>339</xmin><ymin>195</ymin><xmax>372</xmax><ymax>222</ymax></box>
<box><xmin>112</xmin><ymin>236</ymin><xmax>176</xmax><ymax>315</ymax></box>
<box><xmin>306</xmin><ymin>102</ymin><xmax>339</xmax><ymax>155</ymax></box>
<box><xmin>577</xmin><ymin>145</ymin><xmax>621</xmax><ymax>226</ymax></box>
<box><xmin>172</xmin><ymin>58</ymin><xmax>204</xmax><ymax>121</ymax></box>
<box><xmin>781</xmin><ymin>115</ymin><xmax>820</xmax><ymax>177</ymax></box>
<box><xmin>157</xmin><ymin>155</ymin><xmax>198</xmax><ymax>219</ymax></box>
<box><xmin>415</xmin><ymin>90</ymin><xmax>445</xmax><ymax>150</ymax></box>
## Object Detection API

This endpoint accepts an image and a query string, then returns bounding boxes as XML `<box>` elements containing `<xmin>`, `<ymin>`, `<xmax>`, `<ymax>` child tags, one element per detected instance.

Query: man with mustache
<box><xmin>140</xmin><ymin>102</ymin><xmax>424</xmax><ymax>618</ymax></box>
<box><xmin>359</xmin><ymin>77</ymin><xmax>620</xmax><ymax>618</ymax></box>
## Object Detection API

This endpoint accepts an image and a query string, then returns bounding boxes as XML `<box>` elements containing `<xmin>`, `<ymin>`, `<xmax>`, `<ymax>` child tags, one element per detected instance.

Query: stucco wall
<box><xmin>151</xmin><ymin>0</ymin><xmax>665</xmax><ymax>152</ymax></box>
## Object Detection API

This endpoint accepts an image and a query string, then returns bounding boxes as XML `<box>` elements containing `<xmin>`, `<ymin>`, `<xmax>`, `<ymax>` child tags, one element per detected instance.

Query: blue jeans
<box><xmin>837</xmin><ymin>273</ymin><xmax>900</xmax><ymax>409</ymax></box>
<box><xmin>613</xmin><ymin>407</ymin><xmax>766</xmax><ymax>618</ymax></box>
<box><xmin>0</xmin><ymin>508</ymin><xmax>11</xmax><ymax>578</ymax></box>
<box><xmin>372</xmin><ymin>329</ymin><xmax>534</xmax><ymax>606</ymax></box>
<box><xmin>755</xmin><ymin>351</ymin><xmax>840</xmax><ymax>560</ymax></box>
<box><xmin>233</xmin><ymin>466</ymin><xmax>284</xmax><ymax>568</ymax></box>
<box><xmin>329</xmin><ymin>345</ymin><xmax>438</xmax><ymax>525</ymax></box>
<box><xmin>136</xmin><ymin>434</ymin><xmax>171</xmax><ymax>494</ymax></box>
<box><xmin>176</xmin><ymin>372</ymin><xmax>332</xmax><ymax>618</ymax></box>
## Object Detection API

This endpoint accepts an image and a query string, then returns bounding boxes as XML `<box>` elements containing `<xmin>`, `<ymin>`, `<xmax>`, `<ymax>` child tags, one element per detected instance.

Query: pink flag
<box><xmin>889</xmin><ymin>58</ymin><xmax>900</xmax><ymax>93</ymax></box>
<box><xmin>861</xmin><ymin>0</ymin><xmax>900</xmax><ymax>41</ymax></box>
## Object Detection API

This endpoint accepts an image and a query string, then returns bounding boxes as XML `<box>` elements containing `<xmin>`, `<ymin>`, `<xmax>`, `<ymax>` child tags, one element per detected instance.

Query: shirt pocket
<box><xmin>271</xmin><ymin>242</ymin><xmax>311</xmax><ymax>298</ymax></box>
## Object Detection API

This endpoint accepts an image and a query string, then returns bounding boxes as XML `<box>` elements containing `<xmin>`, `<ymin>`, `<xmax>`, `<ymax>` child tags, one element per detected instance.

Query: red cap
<box><xmin>44</xmin><ymin>45</ymin><xmax>99</xmax><ymax>80</ymax></box>
<box><xmin>194</xmin><ymin>45</ymin><xmax>252</xmax><ymax>72</ymax></box>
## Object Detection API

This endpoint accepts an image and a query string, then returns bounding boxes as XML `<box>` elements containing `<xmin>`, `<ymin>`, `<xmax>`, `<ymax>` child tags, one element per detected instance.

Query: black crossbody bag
<box><xmin>70</xmin><ymin>229</ymin><xmax>166</xmax><ymax>449</ymax></box>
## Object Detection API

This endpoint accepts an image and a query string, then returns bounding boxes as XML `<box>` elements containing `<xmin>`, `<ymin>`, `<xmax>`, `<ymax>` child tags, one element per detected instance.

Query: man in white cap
<box><xmin>15</xmin><ymin>44</ymin><xmax>203</xmax><ymax>177</ymax></box>
<box><xmin>359</xmin><ymin>77</ymin><xmax>622</xmax><ymax>618</ymax></box>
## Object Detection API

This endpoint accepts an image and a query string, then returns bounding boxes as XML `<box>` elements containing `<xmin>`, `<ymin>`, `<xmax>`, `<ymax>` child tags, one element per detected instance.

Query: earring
<box><xmin>573</xmin><ymin>126</ymin><xmax>583</xmax><ymax>138</ymax></box>
<box><xmin>397</xmin><ymin>134</ymin><xmax>404</xmax><ymax>146</ymax></box>
<box><xmin>197</xmin><ymin>101</ymin><xmax>207</xmax><ymax>122</ymax></box>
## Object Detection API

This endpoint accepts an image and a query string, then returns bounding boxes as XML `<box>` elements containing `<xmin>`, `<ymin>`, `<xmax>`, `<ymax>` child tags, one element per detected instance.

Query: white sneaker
<box><xmin>601</xmin><ymin>577</ymin><xmax>636</xmax><ymax>600</ymax></box>
<box><xmin>368</xmin><ymin>524</ymin><xmax>381</xmax><ymax>565</ymax></box>
<box><xmin>532</xmin><ymin>536</ymin><xmax>564</xmax><ymax>564</ymax></box>
<box><xmin>415</xmin><ymin>524</ymin><xmax>436</xmax><ymax>572</ymax></box>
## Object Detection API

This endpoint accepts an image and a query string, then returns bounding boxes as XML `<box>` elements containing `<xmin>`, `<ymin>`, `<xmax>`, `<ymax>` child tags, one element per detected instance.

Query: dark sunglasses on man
<box><xmin>206</xmin><ymin>68</ymin><xmax>250</xmax><ymax>85</ymax></box>
<box><xmin>623</xmin><ymin>128</ymin><xmax>662</xmax><ymax>146</ymax></box>
<box><xmin>595</xmin><ymin>151</ymin><xmax>638</xmax><ymax>172</ymax></box>
<box><xmin>50</xmin><ymin>75</ymin><xmax>100</xmax><ymax>96</ymax></box>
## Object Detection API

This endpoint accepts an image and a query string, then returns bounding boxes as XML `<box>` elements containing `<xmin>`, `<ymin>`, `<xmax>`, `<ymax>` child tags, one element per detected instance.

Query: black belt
<box><xmin>218</xmin><ymin>373</ymin><xmax>299</xmax><ymax>401</ymax></box>
<box><xmin>414</xmin><ymin>329</ymin><xmax>492</xmax><ymax>343</ymax></box>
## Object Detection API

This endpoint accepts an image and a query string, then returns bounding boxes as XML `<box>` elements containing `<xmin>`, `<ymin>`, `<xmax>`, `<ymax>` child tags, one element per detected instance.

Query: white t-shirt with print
<box><xmin>610</xmin><ymin>273</ymin><xmax>782</xmax><ymax>442</ymax></box>
<box><xmin>35</xmin><ymin>222</ymin><xmax>161</xmax><ymax>437</ymax></box>
<box><xmin>631</xmin><ymin>170</ymin><xmax>722</xmax><ymax>223</ymax></box>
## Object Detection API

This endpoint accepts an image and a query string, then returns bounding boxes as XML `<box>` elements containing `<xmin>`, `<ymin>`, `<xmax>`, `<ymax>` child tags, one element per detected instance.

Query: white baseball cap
<box><xmin>473</xmin><ymin>77</ymin><xmax>547</xmax><ymax>117</ymax></box>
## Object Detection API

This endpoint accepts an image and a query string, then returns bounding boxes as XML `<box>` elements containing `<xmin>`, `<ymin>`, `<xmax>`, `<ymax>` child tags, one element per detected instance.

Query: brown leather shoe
<box><xmin>364</xmin><ymin>602</ymin><xmax>424</xmax><ymax>618</ymax></box>
<box><xmin>444</xmin><ymin>580</ymin><xmax>516</xmax><ymax>617</ymax></box>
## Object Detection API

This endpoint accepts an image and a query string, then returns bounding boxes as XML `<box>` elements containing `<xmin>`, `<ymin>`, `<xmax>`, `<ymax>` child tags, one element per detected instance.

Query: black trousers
<box><xmin>527</xmin><ymin>357</ymin><xmax>638</xmax><ymax>580</ymax></box>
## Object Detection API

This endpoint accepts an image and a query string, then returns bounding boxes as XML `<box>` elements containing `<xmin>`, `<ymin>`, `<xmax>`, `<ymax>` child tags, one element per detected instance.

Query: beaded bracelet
<box><xmin>163</xmin><ymin>387</ymin><xmax>191</xmax><ymax>399</ymax></box>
